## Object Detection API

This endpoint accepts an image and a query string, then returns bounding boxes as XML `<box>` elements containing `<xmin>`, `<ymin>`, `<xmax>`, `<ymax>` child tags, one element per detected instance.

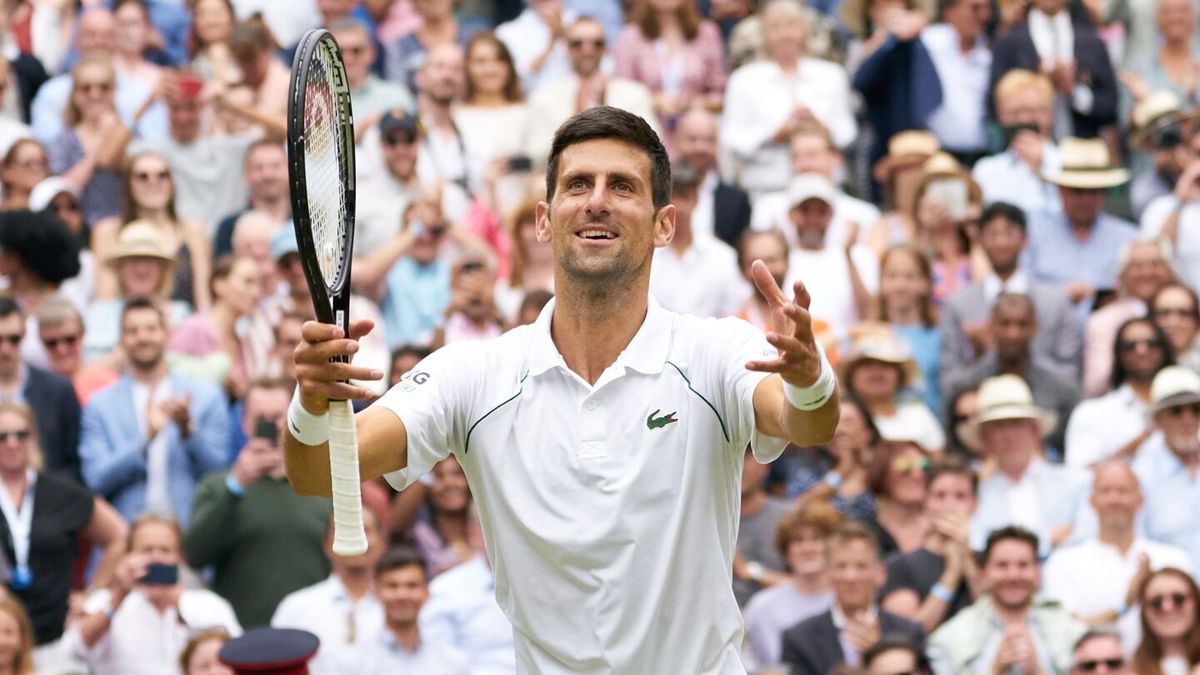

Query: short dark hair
<box><xmin>545</xmin><ymin>106</ymin><xmax>671</xmax><ymax>210</ymax></box>
<box><xmin>830</xmin><ymin>521</ymin><xmax>881</xmax><ymax>560</ymax></box>
<box><xmin>375</xmin><ymin>546</ymin><xmax>428</xmax><ymax>581</ymax></box>
<box><xmin>0</xmin><ymin>296</ymin><xmax>21</xmax><ymax>322</ymax></box>
<box><xmin>979</xmin><ymin>201</ymin><xmax>1027</xmax><ymax>235</ymax></box>
<box><xmin>120</xmin><ymin>297</ymin><xmax>166</xmax><ymax>332</ymax></box>
<box><xmin>0</xmin><ymin>210</ymin><xmax>81</xmax><ymax>284</ymax></box>
<box><xmin>982</xmin><ymin>525</ymin><xmax>1039</xmax><ymax>564</ymax></box>
<box><xmin>864</xmin><ymin>637</ymin><xmax>932</xmax><ymax>675</ymax></box>
<box><xmin>926</xmin><ymin>456</ymin><xmax>978</xmax><ymax>495</ymax></box>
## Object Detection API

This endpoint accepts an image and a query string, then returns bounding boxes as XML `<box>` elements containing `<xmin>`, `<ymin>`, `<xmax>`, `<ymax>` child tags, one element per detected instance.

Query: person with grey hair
<box><xmin>36</xmin><ymin>296</ymin><xmax>117</xmax><ymax>404</ymax></box>
<box><xmin>1070</xmin><ymin>627</ymin><xmax>1130</xmax><ymax>675</ymax></box>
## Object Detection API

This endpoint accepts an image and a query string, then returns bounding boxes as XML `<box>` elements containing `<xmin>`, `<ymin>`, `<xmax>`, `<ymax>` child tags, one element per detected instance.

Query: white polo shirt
<box><xmin>374</xmin><ymin>296</ymin><xmax>788</xmax><ymax>674</ymax></box>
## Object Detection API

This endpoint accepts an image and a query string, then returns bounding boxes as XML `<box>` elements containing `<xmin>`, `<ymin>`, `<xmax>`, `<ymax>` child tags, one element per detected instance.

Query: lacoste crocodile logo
<box><xmin>647</xmin><ymin>409</ymin><xmax>678</xmax><ymax>430</ymax></box>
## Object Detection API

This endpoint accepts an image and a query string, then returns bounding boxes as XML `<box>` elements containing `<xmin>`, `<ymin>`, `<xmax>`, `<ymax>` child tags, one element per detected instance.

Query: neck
<box><xmin>419</xmin><ymin>95</ymin><xmax>453</xmax><ymax>127</ymax></box>
<box><xmin>1000</xmin><ymin>456</ymin><xmax>1033</xmax><ymax>480</ymax></box>
<box><xmin>773</xmin><ymin>54</ymin><xmax>800</xmax><ymax>73</ymax></box>
<box><xmin>140</xmin><ymin>207</ymin><xmax>172</xmax><ymax>224</ymax></box>
<box><xmin>0</xmin><ymin>367</ymin><xmax>18</xmax><ymax>389</ymax></box>
<box><xmin>997</xmin><ymin>351</ymin><xmax>1029</xmax><ymax>375</ymax></box>
<box><xmin>8</xmin><ymin>272</ymin><xmax>53</xmax><ymax>299</ymax></box>
<box><xmin>252</xmin><ymin>194</ymin><xmax>290</xmax><ymax>221</ymax></box>
<box><xmin>955</xmin><ymin>26</ymin><xmax>976</xmax><ymax>51</ymax></box>
<box><xmin>386</xmin><ymin>619</ymin><xmax>421</xmax><ymax>651</ymax></box>
<box><xmin>881</xmin><ymin>498</ymin><xmax>925</xmax><ymax>522</ymax></box>
<box><xmin>741</xmin><ymin>490</ymin><xmax>766</xmax><ymax>516</ymax></box>
<box><xmin>864</xmin><ymin>395</ymin><xmax>897</xmax><ymax>416</ymax></box>
<box><xmin>792</xmin><ymin>571</ymin><xmax>828</xmax><ymax>594</ymax></box>
<box><xmin>838</xmin><ymin>598</ymin><xmax>870</xmax><ymax>617</ymax></box>
<box><xmin>655</xmin><ymin>10</ymin><xmax>681</xmax><ymax>32</ymax></box>
<box><xmin>1161</xmin><ymin>637</ymin><xmax>1189</xmax><ymax>657</ymax></box>
<box><xmin>1098</xmin><ymin>523</ymin><xmax>1134</xmax><ymax>552</ymax></box>
<box><xmin>421</xmin><ymin>13</ymin><xmax>453</xmax><ymax>32</ymax></box>
<box><xmin>550</xmin><ymin>273</ymin><xmax>649</xmax><ymax>385</ymax></box>
<box><xmin>1162</xmin><ymin>40</ymin><xmax>1192</xmax><ymax>56</ymax></box>
<box><xmin>993</xmin><ymin>599</ymin><xmax>1033</xmax><ymax>626</ymax></box>
<box><xmin>1170</xmin><ymin>447</ymin><xmax>1200</xmax><ymax>472</ymax></box>
<box><xmin>337</xmin><ymin>566</ymin><xmax>373</xmax><ymax>601</ymax></box>
<box><xmin>992</xmin><ymin>264</ymin><xmax>1018</xmax><ymax>282</ymax></box>
<box><xmin>1068</xmin><ymin>217</ymin><xmax>1095</xmax><ymax>239</ymax></box>
<box><xmin>469</xmin><ymin>92</ymin><xmax>508</xmax><ymax>107</ymax></box>
<box><xmin>433</xmin><ymin>510</ymin><xmax>467</xmax><ymax>541</ymax></box>
<box><xmin>0</xmin><ymin>468</ymin><xmax>26</xmax><ymax>499</ymax></box>
<box><xmin>888</xmin><ymin>302</ymin><xmax>922</xmax><ymax>325</ymax></box>
<box><xmin>670</xmin><ymin>224</ymin><xmax>693</xmax><ymax>252</ymax></box>
<box><xmin>130</xmin><ymin>360</ymin><xmax>168</xmax><ymax>384</ymax></box>
<box><xmin>1128</xmin><ymin>379</ymin><xmax>1154</xmax><ymax>401</ymax></box>
<box><xmin>210</xmin><ymin>302</ymin><xmax>240</xmax><ymax>328</ymax></box>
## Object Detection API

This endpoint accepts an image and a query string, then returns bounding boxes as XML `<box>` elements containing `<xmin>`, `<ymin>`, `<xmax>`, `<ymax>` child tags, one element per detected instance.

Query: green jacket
<box><xmin>927</xmin><ymin>595</ymin><xmax>1088</xmax><ymax>675</ymax></box>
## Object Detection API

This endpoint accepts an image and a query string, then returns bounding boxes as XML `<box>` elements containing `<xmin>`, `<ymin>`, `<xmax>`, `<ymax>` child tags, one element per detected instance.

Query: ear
<box><xmin>653</xmin><ymin>204</ymin><xmax>676</xmax><ymax>248</ymax></box>
<box><xmin>534</xmin><ymin>201</ymin><xmax>552</xmax><ymax>244</ymax></box>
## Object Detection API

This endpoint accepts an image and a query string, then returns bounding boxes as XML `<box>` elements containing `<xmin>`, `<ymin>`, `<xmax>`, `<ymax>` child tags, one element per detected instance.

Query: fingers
<box><xmin>301</xmin><ymin>320</ymin><xmax>343</xmax><ymax>343</ymax></box>
<box><xmin>349</xmin><ymin>319</ymin><xmax>375</xmax><ymax>341</ymax></box>
<box><xmin>297</xmin><ymin>379</ymin><xmax>377</xmax><ymax>402</ymax></box>
<box><xmin>296</xmin><ymin>337</ymin><xmax>361</xmax><ymax>365</ymax></box>
<box><xmin>749</xmin><ymin>260</ymin><xmax>787</xmax><ymax>307</ymax></box>
<box><xmin>295</xmin><ymin>360</ymin><xmax>383</xmax><ymax>384</ymax></box>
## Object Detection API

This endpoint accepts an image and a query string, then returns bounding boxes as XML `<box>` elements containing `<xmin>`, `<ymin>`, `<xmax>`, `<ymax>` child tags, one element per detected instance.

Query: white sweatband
<box><xmin>782</xmin><ymin>343</ymin><xmax>836</xmax><ymax>411</ymax></box>
<box><xmin>287</xmin><ymin>390</ymin><xmax>330</xmax><ymax>446</ymax></box>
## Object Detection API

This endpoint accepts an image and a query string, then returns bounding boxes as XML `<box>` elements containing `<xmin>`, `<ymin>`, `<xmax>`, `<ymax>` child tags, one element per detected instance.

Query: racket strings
<box><xmin>302</xmin><ymin>45</ymin><xmax>349</xmax><ymax>291</ymax></box>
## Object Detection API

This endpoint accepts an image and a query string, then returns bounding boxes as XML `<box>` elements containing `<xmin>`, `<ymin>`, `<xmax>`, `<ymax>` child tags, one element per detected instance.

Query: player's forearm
<box><xmin>777</xmin><ymin>391</ymin><xmax>840</xmax><ymax>446</ymax></box>
<box><xmin>284</xmin><ymin>406</ymin><xmax>407</xmax><ymax>496</ymax></box>
<box><xmin>283</xmin><ymin>434</ymin><xmax>334</xmax><ymax>498</ymax></box>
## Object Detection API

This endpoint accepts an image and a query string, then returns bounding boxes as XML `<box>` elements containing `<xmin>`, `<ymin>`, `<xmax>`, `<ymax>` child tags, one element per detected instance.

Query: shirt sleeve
<box><xmin>710</xmin><ymin>317</ymin><xmax>789</xmax><ymax>463</ymax></box>
<box><xmin>372</xmin><ymin>342</ymin><xmax>480</xmax><ymax>491</ymax></box>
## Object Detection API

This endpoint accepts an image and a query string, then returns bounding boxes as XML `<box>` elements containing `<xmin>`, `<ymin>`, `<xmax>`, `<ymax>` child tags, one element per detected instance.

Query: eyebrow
<box><xmin>561</xmin><ymin>169</ymin><xmax>643</xmax><ymax>189</ymax></box>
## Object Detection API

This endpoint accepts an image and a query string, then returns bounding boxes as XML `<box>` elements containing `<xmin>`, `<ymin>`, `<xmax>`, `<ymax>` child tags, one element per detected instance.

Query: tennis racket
<box><xmin>286</xmin><ymin>29</ymin><xmax>367</xmax><ymax>557</ymax></box>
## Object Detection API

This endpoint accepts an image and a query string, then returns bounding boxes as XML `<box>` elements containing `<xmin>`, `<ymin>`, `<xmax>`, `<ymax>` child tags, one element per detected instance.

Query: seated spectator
<box><xmin>27</xmin><ymin>177</ymin><xmax>94</xmax><ymax>311</ymax></box>
<box><xmin>734</xmin><ymin>447</ymin><xmax>795</xmax><ymax>606</ymax></box>
<box><xmin>649</xmin><ymin>164</ymin><xmax>744</xmax><ymax>319</ymax></box>
<box><xmin>1082</xmin><ymin>240</ymin><xmax>1176</xmax><ymax>397</ymax></box>
<box><xmin>0</xmin><ymin>401</ymin><xmax>126</xmax><ymax>650</ymax></box>
<box><xmin>671</xmin><ymin>108</ymin><xmax>752</xmax><ymax>249</ymax></box>
<box><xmin>271</xmin><ymin>509</ymin><xmax>385</xmax><ymax>675</ymax></box>
<box><xmin>780</xmin><ymin>522</ymin><xmax>925</xmax><ymax>673</ymax></box>
<box><xmin>863</xmin><ymin>437</ymin><xmax>934</xmax><ymax>558</ymax></box>
<box><xmin>357</xmin><ymin>548</ymin><xmax>470</xmax><ymax>673</ymax></box>
<box><xmin>168</xmin><ymin>255</ymin><xmax>262</xmax><ymax>398</ymax></box>
<box><xmin>1152</xmin><ymin>283</ymin><xmax>1200</xmax><ymax>372</ymax></box>
<box><xmin>81</xmin><ymin>222</ymin><xmax>192</xmax><ymax>365</ymax></box>
<box><xmin>0</xmin><ymin>209</ymin><xmax>83</xmax><ymax>368</ymax></box>
<box><xmin>1132</xmin><ymin>568</ymin><xmax>1200</xmax><ymax>675</ymax></box>
<box><xmin>942</xmin><ymin>293</ymin><xmax>1081</xmax><ymax>453</ymax></box>
<box><xmin>75</xmin><ymin>515</ymin><xmax>242</xmax><ymax>672</ymax></box>
<box><xmin>928</xmin><ymin>526</ymin><xmax>1088</xmax><ymax>674</ymax></box>
<box><xmin>908</xmin><ymin>154</ymin><xmax>986</xmax><ymax>304</ymax></box>
<box><xmin>80</xmin><ymin>299</ymin><xmax>230</xmax><ymax>526</ymax></box>
<box><xmin>179</xmin><ymin>628</ymin><xmax>233</xmax><ymax>675</ymax></box>
<box><xmin>863</xmin><ymin>637</ymin><xmax>932</xmax><ymax>675</ymax></box>
<box><xmin>0</xmin><ymin>60</ymin><xmax>33</xmax><ymax>157</ymax></box>
<box><xmin>1070</xmin><ymin>627</ymin><xmax>1130</xmax><ymax>675</ymax></box>
<box><xmin>0</xmin><ymin>597</ymin><xmax>34</xmax><ymax>675</ymax></box>
<box><xmin>940</xmin><ymin>202</ymin><xmax>1080</xmax><ymax>383</ymax></box>
<box><xmin>1141</xmin><ymin>148</ymin><xmax>1200</xmax><ymax>293</ymax></box>
<box><xmin>111</xmin><ymin>0</ymin><xmax>164</xmax><ymax>92</ymax></box>
<box><xmin>972</xmin><ymin>70</ymin><xmax>1062</xmax><ymax>214</ymax></box>
<box><xmin>421</xmin><ymin>552</ymin><xmax>517</xmax><ymax>673</ymax></box>
<box><xmin>1024</xmin><ymin>139</ymin><xmax>1137</xmax><ymax>315</ymax></box>
<box><xmin>0</xmin><ymin>297</ymin><xmax>82</xmax><ymax>483</ymax></box>
<box><xmin>866</xmin><ymin>132</ymin><xmax>941</xmax><ymax>248</ymax></box>
<box><xmin>1043</xmin><ymin>461</ymin><xmax>1193</xmax><ymax>624</ymax></box>
<box><xmin>782</xmin><ymin>396</ymin><xmax>879</xmax><ymax>514</ymax></box>
<box><xmin>0</xmin><ymin>139</ymin><xmax>48</xmax><ymax>212</ymax></box>
<box><xmin>989</xmin><ymin>0</ymin><xmax>1118</xmax><ymax>139</ymax></box>
<box><xmin>524</xmin><ymin>17</ymin><xmax>660</xmax><ymax>164</ymax></box>
<box><xmin>188</xmin><ymin>0</ymin><xmax>237</xmax><ymax>84</ymax></box>
<box><xmin>720</xmin><ymin>0</ymin><xmax>855</xmax><ymax>195</ymax></box>
<box><xmin>212</xmin><ymin>139</ymin><xmax>291</xmax><ymax>259</ymax></box>
<box><xmin>91</xmin><ymin>152</ymin><xmax>214</xmax><ymax>311</ymax></box>
<box><xmin>36</xmin><ymin>297</ymin><xmax>118</xmax><ymax>405</ymax></box>
<box><xmin>880</xmin><ymin>458</ymin><xmax>980</xmax><ymax>633</ymax></box>
<box><xmin>840</xmin><ymin>330</ymin><xmax>944</xmax><ymax>455</ymax></box>
<box><xmin>389</xmin><ymin>456</ymin><xmax>482</xmax><ymax>579</ymax></box>
<box><xmin>743</xmin><ymin>500</ymin><xmax>840</xmax><ymax>670</ymax></box>
<box><xmin>183</xmin><ymin>378</ymin><xmax>333</xmax><ymax>628</ymax></box>
<box><xmin>433</xmin><ymin>257</ymin><xmax>505</xmax><ymax>347</ymax></box>
<box><xmin>1115</xmin><ymin>0</ymin><xmax>1197</xmax><ymax>128</ymax></box>
<box><xmin>778</xmin><ymin>174</ymin><xmax>879</xmax><ymax>340</ymax></box>
<box><xmin>1128</xmin><ymin>92</ymin><xmax>1199</xmax><ymax>220</ymax></box>
<box><xmin>1132</xmin><ymin>367</ymin><xmax>1200</xmax><ymax>564</ymax></box>
<box><xmin>1066</xmin><ymin>318</ymin><xmax>1174</xmax><ymax>468</ymax></box>
<box><xmin>958</xmin><ymin>375</ymin><xmax>1092</xmax><ymax>553</ymax></box>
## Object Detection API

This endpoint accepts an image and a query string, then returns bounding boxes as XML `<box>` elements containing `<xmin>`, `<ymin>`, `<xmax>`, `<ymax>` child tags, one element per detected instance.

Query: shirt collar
<box><xmin>526</xmin><ymin>295</ymin><xmax>672</xmax><ymax>379</ymax></box>
<box><xmin>830</xmin><ymin>603</ymin><xmax>876</xmax><ymax>629</ymax></box>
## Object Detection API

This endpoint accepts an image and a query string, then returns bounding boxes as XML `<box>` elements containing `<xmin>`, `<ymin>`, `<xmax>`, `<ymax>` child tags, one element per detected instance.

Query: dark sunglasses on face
<box><xmin>567</xmin><ymin>38</ymin><xmax>605</xmax><ymax>49</ymax></box>
<box><xmin>1119</xmin><ymin>337</ymin><xmax>1165</xmax><ymax>352</ymax></box>
<box><xmin>382</xmin><ymin>133</ymin><xmax>417</xmax><ymax>147</ymax></box>
<box><xmin>1164</xmin><ymin>403</ymin><xmax>1200</xmax><ymax>419</ymax></box>
<box><xmin>0</xmin><ymin>430</ymin><xmax>30</xmax><ymax>443</ymax></box>
<box><xmin>42</xmin><ymin>334</ymin><xmax>78</xmax><ymax>349</ymax></box>
<box><xmin>1149</xmin><ymin>592</ymin><xmax>1190</xmax><ymax>611</ymax></box>
<box><xmin>1154</xmin><ymin>307</ymin><xmax>1197</xmax><ymax>320</ymax></box>
<box><xmin>0</xmin><ymin>334</ymin><xmax>21</xmax><ymax>347</ymax></box>
<box><xmin>133</xmin><ymin>170</ymin><xmax>171</xmax><ymax>182</ymax></box>
<box><xmin>1076</xmin><ymin>659</ymin><xmax>1125</xmax><ymax>672</ymax></box>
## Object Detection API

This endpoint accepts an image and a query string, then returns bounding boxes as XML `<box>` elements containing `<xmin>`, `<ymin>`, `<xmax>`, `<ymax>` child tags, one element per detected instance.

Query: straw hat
<box><xmin>105</xmin><ymin>221</ymin><xmax>176</xmax><ymax>266</ymax></box>
<box><xmin>837</xmin><ymin>330</ymin><xmax>920</xmax><ymax>388</ymax></box>
<box><xmin>1043</xmin><ymin>137</ymin><xmax>1130</xmax><ymax>189</ymax></box>
<box><xmin>872</xmin><ymin>131</ymin><xmax>941</xmax><ymax>184</ymax></box>
<box><xmin>911</xmin><ymin>152</ymin><xmax>983</xmax><ymax>207</ymax></box>
<box><xmin>1150</xmin><ymin>365</ymin><xmax>1200</xmax><ymax>415</ymax></box>
<box><xmin>1131</xmin><ymin>91</ymin><xmax>1198</xmax><ymax>149</ymax></box>
<box><xmin>956</xmin><ymin>375</ymin><xmax>1058</xmax><ymax>450</ymax></box>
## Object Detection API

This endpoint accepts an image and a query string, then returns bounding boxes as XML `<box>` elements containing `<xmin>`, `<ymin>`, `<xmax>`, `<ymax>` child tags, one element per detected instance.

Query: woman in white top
<box><xmin>1133</xmin><ymin>568</ymin><xmax>1200</xmax><ymax>675</ymax></box>
<box><xmin>112</xmin><ymin>0</ymin><xmax>163</xmax><ymax>91</ymax></box>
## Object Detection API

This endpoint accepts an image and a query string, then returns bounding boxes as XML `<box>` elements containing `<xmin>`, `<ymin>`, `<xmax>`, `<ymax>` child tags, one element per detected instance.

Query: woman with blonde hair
<box><xmin>0</xmin><ymin>596</ymin><xmax>35</xmax><ymax>675</ymax></box>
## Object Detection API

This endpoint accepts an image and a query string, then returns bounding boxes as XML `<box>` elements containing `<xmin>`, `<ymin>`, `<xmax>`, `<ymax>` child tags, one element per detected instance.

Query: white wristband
<box><xmin>782</xmin><ymin>344</ymin><xmax>836</xmax><ymax>411</ymax></box>
<box><xmin>288</xmin><ymin>390</ymin><xmax>330</xmax><ymax>446</ymax></box>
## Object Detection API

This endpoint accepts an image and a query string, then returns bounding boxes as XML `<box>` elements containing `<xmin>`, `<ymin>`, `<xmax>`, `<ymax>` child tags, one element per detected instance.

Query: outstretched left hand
<box><xmin>744</xmin><ymin>259</ymin><xmax>824</xmax><ymax>388</ymax></box>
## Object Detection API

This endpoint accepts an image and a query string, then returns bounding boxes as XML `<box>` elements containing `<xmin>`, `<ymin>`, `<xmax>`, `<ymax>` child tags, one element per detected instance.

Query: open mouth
<box><xmin>577</xmin><ymin>229</ymin><xmax>617</xmax><ymax>241</ymax></box>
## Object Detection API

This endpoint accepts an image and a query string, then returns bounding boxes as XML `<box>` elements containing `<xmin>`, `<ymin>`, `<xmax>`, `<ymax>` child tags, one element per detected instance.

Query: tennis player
<box><xmin>284</xmin><ymin>106</ymin><xmax>839</xmax><ymax>674</ymax></box>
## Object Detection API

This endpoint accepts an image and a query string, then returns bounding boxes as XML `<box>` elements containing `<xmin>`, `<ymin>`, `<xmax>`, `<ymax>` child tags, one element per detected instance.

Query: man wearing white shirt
<box><xmin>271</xmin><ymin>510</ymin><xmax>387</xmax><ymax>675</ymax></box>
<box><xmin>1140</xmin><ymin>158</ymin><xmax>1200</xmax><ymax>292</ymax></box>
<box><xmin>973</xmin><ymin>69</ymin><xmax>1063</xmax><ymax>213</ymax></box>
<box><xmin>422</xmin><ymin>555</ymin><xmax>516</xmax><ymax>674</ymax></box>
<box><xmin>920</xmin><ymin>0</ymin><xmax>993</xmax><ymax>162</ymax></box>
<box><xmin>496</xmin><ymin>0</ymin><xmax>578</xmax><ymax>92</ymax></box>
<box><xmin>720</xmin><ymin>0</ymin><xmax>856</xmax><ymax>195</ymax></box>
<box><xmin>650</xmin><ymin>165</ymin><xmax>746</xmax><ymax>318</ymax></box>
<box><xmin>672</xmin><ymin>108</ymin><xmax>752</xmax><ymax>248</ymax></box>
<box><xmin>1043</xmin><ymin>461</ymin><xmax>1193</xmax><ymax>622</ymax></box>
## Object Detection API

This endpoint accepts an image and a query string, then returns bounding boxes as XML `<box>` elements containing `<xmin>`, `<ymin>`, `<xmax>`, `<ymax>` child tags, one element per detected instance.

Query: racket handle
<box><xmin>327</xmin><ymin>399</ymin><xmax>368</xmax><ymax>557</ymax></box>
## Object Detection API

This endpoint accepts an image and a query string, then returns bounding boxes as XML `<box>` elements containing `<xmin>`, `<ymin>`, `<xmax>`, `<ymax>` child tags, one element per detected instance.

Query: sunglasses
<box><xmin>567</xmin><ymin>38</ymin><xmax>605</xmax><ymax>49</ymax></box>
<box><xmin>1119</xmin><ymin>337</ymin><xmax>1165</xmax><ymax>352</ymax></box>
<box><xmin>11</xmin><ymin>159</ymin><xmax>48</xmax><ymax>171</ymax></box>
<box><xmin>1076</xmin><ymin>659</ymin><xmax>1125</xmax><ymax>672</ymax></box>
<box><xmin>892</xmin><ymin>456</ymin><xmax>929</xmax><ymax>474</ymax></box>
<box><xmin>133</xmin><ymin>170</ymin><xmax>171</xmax><ymax>182</ymax></box>
<box><xmin>42</xmin><ymin>334</ymin><xmax>79</xmax><ymax>349</ymax></box>
<box><xmin>1148</xmin><ymin>592</ymin><xmax>1191</xmax><ymax>612</ymax></box>
<box><xmin>382</xmin><ymin>133</ymin><xmax>417</xmax><ymax>147</ymax></box>
<box><xmin>1154</xmin><ymin>307</ymin><xmax>1197</xmax><ymax>319</ymax></box>
<box><xmin>1164</xmin><ymin>403</ymin><xmax>1200</xmax><ymax>419</ymax></box>
<box><xmin>0</xmin><ymin>334</ymin><xmax>21</xmax><ymax>347</ymax></box>
<box><xmin>0</xmin><ymin>430</ymin><xmax>30</xmax><ymax>443</ymax></box>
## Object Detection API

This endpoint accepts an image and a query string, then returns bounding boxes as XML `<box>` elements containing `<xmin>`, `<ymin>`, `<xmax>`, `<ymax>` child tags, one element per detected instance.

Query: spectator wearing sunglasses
<box><xmin>1132</xmin><ymin>568</ymin><xmax>1200</xmax><ymax>675</ymax></box>
<box><xmin>1133</xmin><ymin>367</ymin><xmax>1200</xmax><ymax>566</ymax></box>
<box><xmin>36</xmin><ymin>297</ymin><xmax>117</xmax><ymax>405</ymax></box>
<box><xmin>1071</xmin><ymin>627</ymin><xmax>1130</xmax><ymax>675</ymax></box>
<box><xmin>1151</xmin><ymin>283</ymin><xmax>1200</xmax><ymax>374</ymax></box>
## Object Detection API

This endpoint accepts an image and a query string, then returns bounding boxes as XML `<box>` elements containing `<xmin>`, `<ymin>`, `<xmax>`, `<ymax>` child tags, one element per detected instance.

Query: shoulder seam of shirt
<box><xmin>665</xmin><ymin>360</ymin><xmax>730</xmax><ymax>443</ymax></box>
<box><xmin>463</xmin><ymin>372</ymin><xmax>528</xmax><ymax>455</ymax></box>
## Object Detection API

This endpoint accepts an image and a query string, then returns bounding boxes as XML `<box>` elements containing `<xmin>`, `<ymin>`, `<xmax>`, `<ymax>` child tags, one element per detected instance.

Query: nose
<box><xmin>584</xmin><ymin>182</ymin><xmax>610</xmax><ymax>217</ymax></box>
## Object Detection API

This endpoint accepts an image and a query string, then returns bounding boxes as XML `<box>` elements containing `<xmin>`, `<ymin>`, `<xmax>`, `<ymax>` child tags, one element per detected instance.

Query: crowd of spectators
<box><xmin>0</xmin><ymin>0</ymin><xmax>1195</xmax><ymax>673</ymax></box>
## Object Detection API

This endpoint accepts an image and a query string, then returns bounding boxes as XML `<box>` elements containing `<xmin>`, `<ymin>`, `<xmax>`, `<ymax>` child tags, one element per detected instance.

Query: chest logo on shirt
<box><xmin>646</xmin><ymin>409</ymin><xmax>679</xmax><ymax>430</ymax></box>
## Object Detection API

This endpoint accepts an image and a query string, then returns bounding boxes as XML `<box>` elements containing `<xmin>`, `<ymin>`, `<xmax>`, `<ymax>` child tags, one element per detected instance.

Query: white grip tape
<box><xmin>328</xmin><ymin>400</ymin><xmax>368</xmax><ymax>557</ymax></box>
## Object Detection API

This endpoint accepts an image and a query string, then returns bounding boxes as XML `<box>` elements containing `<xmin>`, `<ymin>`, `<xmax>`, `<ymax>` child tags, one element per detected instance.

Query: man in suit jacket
<box><xmin>781</xmin><ymin>522</ymin><xmax>924</xmax><ymax>674</ymax></box>
<box><xmin>80</xmin><ymin>299</ymin><xmax>230</xmax><ymax>527</ymax></box>
<box><xmin>524</xmin><ymin>17</ymin><xmax>661</xmax><ymax>164</ymax></box>
<box><xmin>673</xmin><ymin>107</ymin><xmax>751</xmax><ymax>249</ymax></box>
<box><xmin>989</xmin><ymin>0</ymin><xmax>1117</xmax><ymax>138</ymax></box>
<box><xmin>940</xmin><ymin>202</ymin><xmax>1080</xmax><ymax>383</ymax></box>
<box><xmin>0</xmin><ymin>297</ymin><xmax>82</xmax><ymax>483</ymax></box>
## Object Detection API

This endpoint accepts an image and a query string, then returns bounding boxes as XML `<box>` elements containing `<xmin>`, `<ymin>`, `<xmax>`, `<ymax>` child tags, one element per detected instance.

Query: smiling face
<box><xmin>1143</xmin><ymin>572</ymin><xmax>1198</xmax><ymax>641</ymax></box>
<box><xmin>983</xmin><ymin>537</ymin><xmax>1040</xmax><ymax>612</ymax></box>
<box><xmin>536</xmin><ymin>137</ymin><xmax>674</xmax><ymax>293</ymax></box>
<box><xmin>377</xmin><ymin>564</ymin><xmax>429</xmax><ymax>626</ymax></box>
<box><xmin>0</xmin><ymin>410</ymin><xmax>32</xmax><ymax>476</ymax></box>
<box><xmin>128</xmin><ymin>155</ymin><xmax>174</xmax><ymax>213</ymax></box>
<box><xmin>193</xmin><ymin>0</ymin><xmax>233</xmax><ymax>47</ymax></box>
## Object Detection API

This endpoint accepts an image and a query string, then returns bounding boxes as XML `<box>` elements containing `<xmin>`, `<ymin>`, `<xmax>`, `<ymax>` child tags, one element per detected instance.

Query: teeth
<box><xmin>579</xmin><ymin>230</ymin><xmax>615</xmax><ymax>239</ymax></box>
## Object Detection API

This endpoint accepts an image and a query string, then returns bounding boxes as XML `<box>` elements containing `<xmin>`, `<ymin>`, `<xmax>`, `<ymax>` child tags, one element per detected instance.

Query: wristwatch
<box><xmin>746</xmin><ymin>561</ymin><xmax>766</xmax><ymax>583</ymax></box>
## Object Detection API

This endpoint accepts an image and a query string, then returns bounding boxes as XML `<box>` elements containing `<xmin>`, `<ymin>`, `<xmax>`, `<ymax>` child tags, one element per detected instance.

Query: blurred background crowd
<box><xmin>0</xmin><ymin>0</ymin><xmax>1196</xmax><ymax>673</ymax></box>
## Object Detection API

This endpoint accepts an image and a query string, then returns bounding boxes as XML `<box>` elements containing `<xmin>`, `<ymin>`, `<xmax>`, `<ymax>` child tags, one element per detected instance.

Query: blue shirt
<box><xmin>1133</xmin><ymin>436</ymin><xmax>1200</xmax><ymax>564</ymax></box>
<box><xmin>357</xmin><ymin>632</ymin><xmax>469</xmax><ymax>675</ymax></box>
<box><xmin>30</xmin><ymin>72</ymin><xmax>169</xmax><ymax>145</ymax></box>
<box><xmin>380</xmin><ymin>258</ymin><xmax>450</xmax><ymax>348</ymax></box>
<box><xmin>970</xmin><ymin>458</ymin><xmax>1095</xmax><ymax>556</ymax></box>
<box><xmin>1023</xmin><ymin>211</ymin><xmax>1137</xmax><ymax>292</ymax></box>
<box><xmin>892</xmin><ymin>323</ymin><xmax>941</xmax><ymax>414</ymax></box>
